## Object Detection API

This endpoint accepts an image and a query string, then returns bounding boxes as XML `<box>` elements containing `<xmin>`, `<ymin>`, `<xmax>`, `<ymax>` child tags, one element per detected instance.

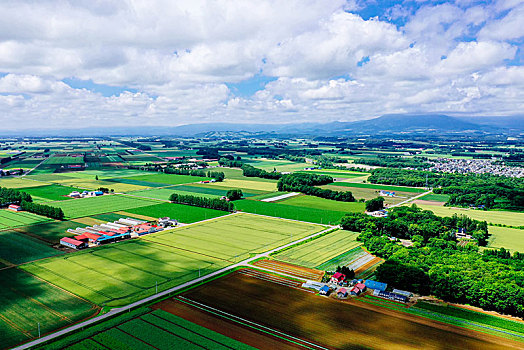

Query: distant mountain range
<box><xmin>2</xmin><ymin>114</ymin><xmax>522</xmax><ymax>137</ymax></box>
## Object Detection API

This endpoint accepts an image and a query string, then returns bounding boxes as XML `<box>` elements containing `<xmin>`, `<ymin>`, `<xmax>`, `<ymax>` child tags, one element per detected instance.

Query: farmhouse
<box><xmin>379</xmin><ymin>190</ymin><xmax>395</xmax><ymax>197</ymax></box>
<box><xmin>8</xmin><ymin>204</ymin><xmax>22</xmax><ymax>212</ymax></box>
<box><xmin>158</xmin><ymin>217</ymin><xmax>178</xmax><ymax>227</ymax></box>
<box><xmin>319</xmin><ymin>285</ymin><xmax>331</xmax><ymax>296</ymax></box>
<box><xmin>350</xmin><ymin>286</ymin><xmax>362</xmax><ymax>295</ymax></box>
<box><xmin>60</xmin><ymin>237</ymin><xmax>87</xmax><ymax>250</ymax></box>
<box><xmin>330</xmin><ymin>272</ymin><xmax>346</xmax><ymax>285</ymax></box>
<box><xmin>365</xmin><ymin>280</ymin><xmax>387</xmax><ymax>291</ymax></box>
<box><xmin>337</xmin><ymin>288</ymin><xmax>348</xmax><ymax>298</ymax></box>
<box><xmin>367</xmin><ymin>209</ymin><xmax>388</xmax><ymax>218</ymax></box>
<box><xmin>355</xmin><ymin>283</ymin><xmax>367</xmax><ymax>292</ymax></box>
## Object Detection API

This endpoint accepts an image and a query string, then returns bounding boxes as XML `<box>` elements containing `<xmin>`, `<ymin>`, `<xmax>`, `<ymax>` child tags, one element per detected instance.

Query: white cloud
<box><xmin>0</xmin><ymin>0</ymin><xmax>522</xmax><ymax>129</ymax></box>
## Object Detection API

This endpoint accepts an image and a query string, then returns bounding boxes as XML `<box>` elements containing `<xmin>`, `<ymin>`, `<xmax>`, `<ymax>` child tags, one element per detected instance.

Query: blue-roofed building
<box><xmin>365</xmin><ymin>280</ymin><xmax>387</xmax><ymax>292</ymax></box>
<box><xmin>319</xmin><ymin>285</ymin><xmax>330</xmax><ymax>296</ymax></box>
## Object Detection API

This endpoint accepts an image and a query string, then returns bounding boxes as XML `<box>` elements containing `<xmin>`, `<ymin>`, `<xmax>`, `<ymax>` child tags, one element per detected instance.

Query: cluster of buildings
<box><xmin>366</xmin><ymin>209</ymin><xmax>388</xmax><ymax>218</ymax></box>
<box><xmin>68</xmin><ymin>190</ymin><xmax>104</xmax><ymax>198</ymax></box>
<box><xmin>429</xmin><ymin>158</ymin><xmax>523</xmax><ymax>178</ymax></box>
<box><xmin>379</xmin><ymin>190</ymin><xmax>396</xmax><ymax>197</ymax></box>
<box><xmin>59</xmin><ymin>217</ymin><xmax>177</xmax><ymax>250</ymax></box>
<box><xmin>302</xmin><ymin>272</ymin><xmax>412</xmax><ymax>303</ymax></box>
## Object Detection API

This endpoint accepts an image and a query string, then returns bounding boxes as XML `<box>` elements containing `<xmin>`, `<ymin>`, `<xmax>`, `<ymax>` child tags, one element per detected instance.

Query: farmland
<box><xmin>277</xmin><ymin>194</ymin><xmax>366</xmax><ymax>212</ymax></box>
<box><xmin>117</xmin><ymin>173</ymin><xmax>208</xmax><ymax>186</ymax></box>
<box><xmin>18</xmin><ymin>184</ymin><xmax>81</xmax><ymax>202</ymax></box>
<box><xmin>180</xmin><ymin>272</ymin><xmax>516</xmax><ymax>349</ymax></box>
<box><xmin>0</xmin><ymin>177</ymin><xmax>45</xmax><ymax>189</ymax></box>
<box><xmin>0</xmin><ymin>230</ymin><xmax>63</xmax><ymax>264</ymax></box>
<box><xmin>124</xmin><ymin>202</ymin><xmax>227</xmax><ymax>223</ymax></box>
<box><xmin>0</xmin><ymin>268</ymin><xmax>98</xmax><ymax>350</ymax></box>
<box><xmin>486</xmin><ymin>226</ymin><xmax>524</xmax><ymax>252</ymax></box>
<box><xmin>14</xmin><ymin>221</ymin><xmax>86</xmax><ymax>244</ymax></box>
<box><xmin>273</xmin><ymin>229</ymin><xmax>361</xmax><ymax>268</ymax></box>
<box><xmin>413</xmin><ymin>204</ymin><xmax>524</xmax><ymax>227</ymax></box>
<box><xmin>21</xmin><ymin>214</ymin><xmax>323</xmax><ymax>306</ymax></box>
<box><xmin>0</xmin><ymin>210</ymin><xmax>51</xmax><ymax>230</ymax></box>
<box><xmin>330</xmin><ymin>181</ymin><xmax>427</xmax><ymax>193</ymax></box>
<box><xmin>47</xmin><ymin>195</ymin><xmax>160</xmax><ymax>218</ymax></box>
<box><xmin>235</xmin><ymin>199</ymin><xmax>351</xmax><ymax>224</ymax></box>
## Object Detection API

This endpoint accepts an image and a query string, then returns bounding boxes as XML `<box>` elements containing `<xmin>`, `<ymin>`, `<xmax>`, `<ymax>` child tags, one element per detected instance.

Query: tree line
<box><xmin>355</xmin><ymin>155</ymin><xmax>430</xmax><ymax>169</ymax></box>
<box><xmin>21</xmin><ymin>201</ymin><xmax>65</xmax><ymax>220</ymax></box>
<box><xmin>0</xmin><ymin>186</ymin><xmax>32</xmax><ymax>206</ymax></box>
<box><xmin>340</xmin><ymin>206</ymin><xmax>524</xmax><ymax>317</ymax></box>
<box><xmin>241</xmin><ymin>164</ymin><xmax>282</xmax><ymax>179</ymax></box>
<box><xmin>277</xmin><ymin>173</ymin><xmax>356</xmax><ymax>202</ymax></box>
<box><xmin>169</xmin><ymin>193</ymin><xmax>234</xmax><ymax>212</ymax></box>
<box><xmin>368</xmin><ymin>168</ymin><xmax>524</xmax><ymax>210</ymax></box>
<box><xmin>128</xmin><ymin>164</ymin><xmax>225</xmax><ymax>182</ymax></box>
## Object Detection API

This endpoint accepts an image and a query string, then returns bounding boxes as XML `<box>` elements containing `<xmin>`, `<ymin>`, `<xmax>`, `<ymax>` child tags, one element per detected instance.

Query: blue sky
<box><xmin>0</xmin><ymin>0</ymin><xmax>522</xmax><ymax>129</ymax></box>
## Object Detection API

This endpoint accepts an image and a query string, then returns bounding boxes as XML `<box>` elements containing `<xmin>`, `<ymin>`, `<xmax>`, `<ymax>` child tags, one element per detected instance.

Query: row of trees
<box><xmin>277</xmin><ymin>173</ymin><xmax>356</xmax><ymax>202</ymax></box>
<box><xmin>355</xmin><ymin>155</ymin><xmax>430</xmax><ymax>169</ymax></box>
<box><xmin>241</xmin><ymin>164</ymin><xmax>282</xmax><ymax>180</ymax></box>
<box><xmin>128</xmin><ymin>164</ymin><xmax>225</xmax><ymax>182</ymax></box>
<box><xmin>368</xmin><ymin>168</ymin><xmax>524</xmax><ymax>210</ymax></box>
<box><xmin>169</xmin><ymin>193</ymin><xmax>234</xmax><ymax>212</ymax></box>
<box><xmin>218</xmin><ymin>158</ymin><xmax>243</xmax><ymax>167</ymax></box>
<box><xmin>0</xmin><ymin>186</ymin><xmax>32</xmax><ymax>206</ymax></box>
<box><xmin>21</xmin><ymin>201</ymin><xmax>64</xmax><ymax>220</ymax></box>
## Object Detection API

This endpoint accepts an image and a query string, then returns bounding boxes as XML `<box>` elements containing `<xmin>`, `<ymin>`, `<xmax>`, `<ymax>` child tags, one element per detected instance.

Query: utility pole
<box><xmin>155</xmin><ymin>281</ymin><xmax>158</xmax><ymax>294</ymax></box>
<box><xmin>38</xmin><ymin>322</ymin><xmax>40</xmax><ymax>338</ymax></box>
<box><xmin>199</xmin><ymin>268</ymin><xmax>201</xmax><ymax>278</ymax></box>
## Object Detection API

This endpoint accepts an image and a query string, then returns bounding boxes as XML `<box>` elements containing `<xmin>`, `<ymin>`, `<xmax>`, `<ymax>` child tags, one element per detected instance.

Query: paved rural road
<box><xmin>389</xmin><ymin>189</ymin><xmax>433</xmax><ymax>208</ymax></box>
<box><xmin>13</xmin><ymin>222</ymin><xmax>335</xmax><ymax>350</ymax></box>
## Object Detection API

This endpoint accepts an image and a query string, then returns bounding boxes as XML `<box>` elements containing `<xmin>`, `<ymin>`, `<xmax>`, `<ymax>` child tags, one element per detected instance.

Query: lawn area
<box><xmin>235</xmin><ymin>199</ymin><xmax>350</xmax><ymax>225</ymax></box>
<box><xmin>277</xmin><ymin>195</ymin><xmax>365</xmax><ymax>212</ymax></box>
<box><xmin>0</xmin><ymin>231</ymin><xmax>63</xmax><ymax>264</ymax></box>
<box><xmin>18</xmin><ymin>184</ymin><xmax>82</xmax><ymax>202</ymax></box>
<box><xmin>0</xmin><ymin>268</ymin><xmax>98</xmax><ymax>349</ymax></box>
<box><xmin>273</xmin><ymin>229</ymin><xmax>361</xmax><ymax>268</ymax></box>
<box><xmin>486</xmin><ymin>226</ymin><xmax>524</xmax><ymax>252</ymax></box>
<box><xmin>14</xmin><ymin>221</ymin><xmax>84</xmax><ymax>244</ymax></box>
<box><xmin>119</xmin><ymin>173</ymin><xmax>208</xmax><ymax>186</ymax></box>
<box><xmin>47</xmin><ymin>195</ymin><xmax>160</xmax><ymax>218</ymax></box>
<box><xmin>125</xmin><ymin>202</ymin><xmax>227</xmax><ymax>223</ymax></box>
<box><xmin>243</xmin><ymin>159</ymin><xmax>310</xmax><ymax>172</ymax></box>
<box><xmin>413</xmin><ymin>204</ymin><xmax>524</xmax><ymax>227</ymax></box>
<box><xmin>49</xmin><ymin>178</ymin><xmax>148</xmax><ymax>193</ymax></box>
<box><xmin>22</xmin><ymin>213</ymin><xmax>322</xmax><ymax>306</ymax></box>
<box><xmin>0</xmin><ymin>210</ymin><xmax>52</xmax><ymax>230</ymax></box>
<box><xmin>419</xmin><ymin>193</ymin><xmax>450</xmax><ymax>202</ymax></box>
<box><xmin>321</xmin><ymin>184</ymin><xmax>416</xmax><ymax>205</ymax></box>
<box><xmin>331</xmin><ymin>182</ymin><xmax>427</xmax><ymax>193</ymax></box>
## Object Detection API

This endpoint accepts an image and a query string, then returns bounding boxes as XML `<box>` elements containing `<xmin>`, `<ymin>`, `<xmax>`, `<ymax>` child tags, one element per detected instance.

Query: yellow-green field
<box><xmin>486</xmin><ymin>226</ymin><xmax>524</xmax><ymax>252</ymax></box>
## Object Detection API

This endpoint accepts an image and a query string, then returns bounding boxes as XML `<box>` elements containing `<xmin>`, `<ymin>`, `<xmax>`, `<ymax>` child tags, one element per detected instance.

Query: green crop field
<box><xmin>47</xmin><ymin>195</ymin><xmax>160</xmax><ymax>218</ymax></box>
<box><xmin>119</xmin><ymin>173</ymin><xmax>208</xmax><ymax>186</ymax></box>
<box><xmin>331</xmin><ymin>182</ymin><xmax>427</xmax><ymax>193</ymax></box>
<box><xmin>414</xmin><ymin>204</ymin><xmax>524</xmax><ymax>227</ymax></box>
<box><xmin>18</xmin><ymin>184</ymin><xmax>82</xmax><ymax>202</ymax></box>
<box><xmin>57</xmin><ymin>169</ymin><xmax>150</xmax><ymax>179</ymax></box>
<box><xmin>274</xmin><ymin>229</ymin><xmax>361</xmax><ymax>268</ymax></box>
<box><xmin>414</xmin><ymin>302</ymin><xmax>524</xmax><ymax>335</ymax></box>
<box><xmin>235</xmin><ymin>199</ymin><xmax>350</xmax><ymax>225</ymax></box>
<box><xmin>298</xmin><ymin>170</ymin><xmax>369</xmax><ymax>179</ymax></box>
<box><xmin>0</xmin><ymin>210</ymin><xmax>52</xmax><ymax>230</ymax></box>
<box><xmin>22</xmin><ymin>214</ymin><xmax>322</xmax><ymax>306</ymax></box>
<box><xmin>56</xmin><ymin>309</ymin><xmax>255</xmax><ymax>350</ymax></box>
<box><xmin>486</xmin><ymin>226</ymin><xmax>524</xmax><ymax>252</ymax></box>
<box><xmin>0</xmin><ymin>268</ymin><xmax>98</xmax><ymax>349</ymax></box>
<box><xmin>277</xmin><ymin>195</ymin><xmax>366</xmax><ymax>212</ymax></box>
<box><xmin>419</xmin><ymin>193</ymin><xmax>450</xmax><ymax>202</ymax></box>
<box><xmin>125</xmin><ymin>202</ymin><xmax>227</xmax><ymax>223</ymax></box>
<box><xmin>15</xmin><ymin>220</ymin><xmax>85</xmax><ymax>244</ymax></box>
<box><xmin>105</xmin><ymin>177</ymin><xmax>168</xmax><ymax>188</ymax></box>
<box><xmin>198</xmin><ymin>178</ymin><xmax>277</xmax><ymax>193</ymax></box>
<box><xmin>0</xmin><ymin>231</ymin><xmax>63</xmax><ymax>264</ymax></box>
<box><xmin>48</xmin><ymin>178</ymin><xmax>149</xmax><ymax>193</ymax></box>
<box><xmin>44</xmin><ymin>156</ymin><xmax>84</xmax><ymax>165</ymax></box>
<box><xmin>243</xmin><ymin>159</ymin><xmax>311</xmax><ymax>172</ymax></box>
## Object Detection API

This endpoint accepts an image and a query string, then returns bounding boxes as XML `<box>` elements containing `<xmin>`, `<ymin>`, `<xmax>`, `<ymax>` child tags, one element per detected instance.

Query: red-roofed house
<box><xmin>350</xmin><ymin>286</ymin><xmax>361</xmax><ymax>296</ymax></box>
<box><xmin>355</xmin><ymin>283</ymin><xmax>367</xmax><ymax>292</ymax></box>
<box><xmin>60</xmin><ymin>237</ymin><xmax>87</xmax><ymax>250</ymax></box>
<box><xmin>330</xmin><ymin>272</ymin><xmax>346</xmax><ymax>284</ymax></box>
<box><xmin>8</xmin><ymin>204</ymin><xmax>22</xmax><ymax>212</ymax></box>
<box><xmin>81</xmin><ymin>232</ymin><xmax>101</xmax><ymax>243</ymax></box>
<box><xmin>337</xmin><ymin>288</ymin><xmax>348</xmax><ymax>298</ymax></box>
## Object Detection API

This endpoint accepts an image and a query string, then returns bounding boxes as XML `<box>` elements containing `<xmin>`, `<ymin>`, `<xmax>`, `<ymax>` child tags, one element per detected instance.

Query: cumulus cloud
<box><xmin>0</xmin><ymin>0</ymin><xmax>522</xmax><ymax>129</ymax></box>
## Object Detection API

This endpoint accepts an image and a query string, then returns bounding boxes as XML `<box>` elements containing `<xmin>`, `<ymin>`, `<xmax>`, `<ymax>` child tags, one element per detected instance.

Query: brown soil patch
<box><xmin>152</xmin><ymin>299</ymin><xmax>300</xmax><ymax>350</ymax></box>
<box><xmin>71</xmin><ymin>217</ymin><xmax>105</xmax><ymax>226</ymax></box>
<box><xmin>354</xmin><ymin>256</ymin><xmax>383</xmax><ymax>275</ymax></box>
<box><xmin>179</xmin><ymin>272</ymin><xmax>523</xmax><ymax>350</ymax></box>
<box><xmin>252</xmin><ymin>259</ymin><xmax>324</xmax><ymax>281</ymax></box>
